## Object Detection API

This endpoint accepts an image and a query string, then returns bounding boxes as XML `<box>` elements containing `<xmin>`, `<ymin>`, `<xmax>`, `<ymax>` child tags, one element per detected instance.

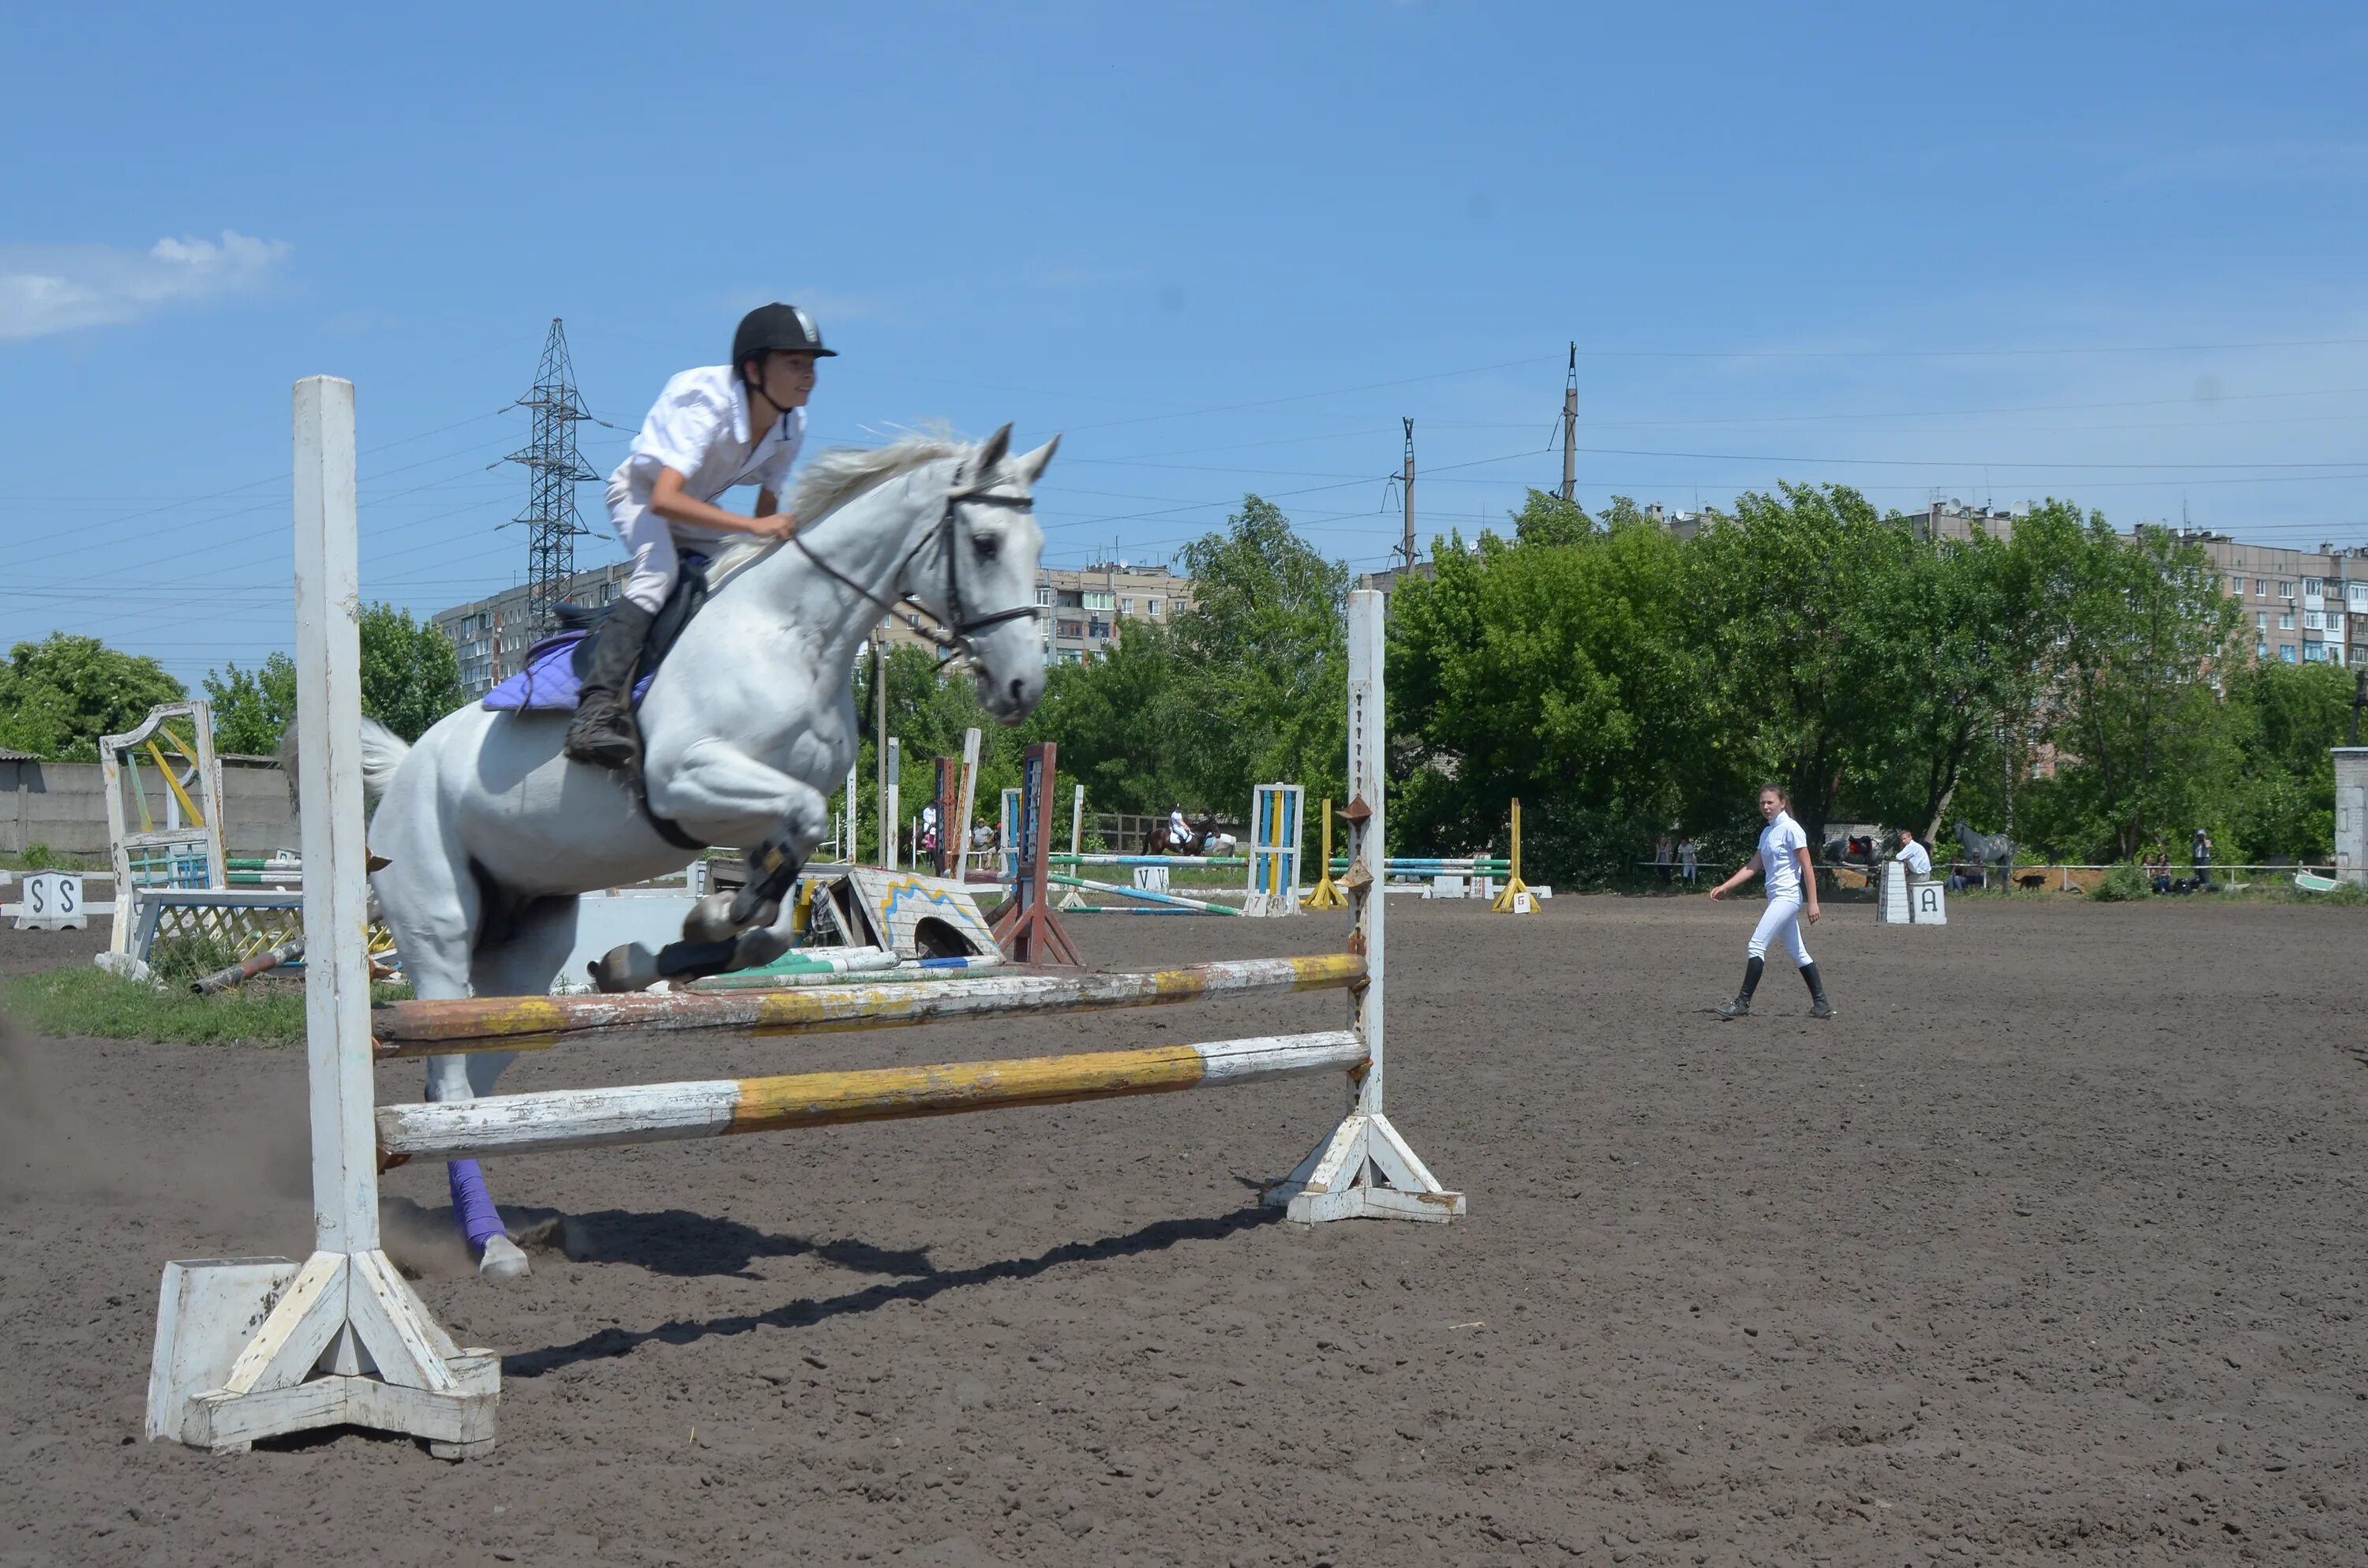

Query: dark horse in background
<box><xmin>1141</xmin><ymin>812</ymin><xmax>1237</xmax><ymax>856</ymax></box>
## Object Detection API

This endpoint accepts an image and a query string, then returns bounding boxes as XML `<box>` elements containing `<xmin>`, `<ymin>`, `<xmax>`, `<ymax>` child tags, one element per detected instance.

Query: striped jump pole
<box><xmin>691</xmin><ymin>952</ymin><xmax>1007</xmax><ymax>992</ymax></box>
<box><xmin>1054</xmin><ymin>853</ymin><xmax>1253</xmax><ymax>869</ymax></box>
<box><xmin>372</xmin><ymin>953</ymin><xmax>1362</xmax><ymax>1057</ymax></box>
<box><xmin>380</xmin><ymin>1031</ymin><xmax>1365</xmax><ymax>1164</ymax></box>
<box><xmin>1047</xmin><ymin>873</ymin><xmax>1244</xmax><ymax>916</ymax></box>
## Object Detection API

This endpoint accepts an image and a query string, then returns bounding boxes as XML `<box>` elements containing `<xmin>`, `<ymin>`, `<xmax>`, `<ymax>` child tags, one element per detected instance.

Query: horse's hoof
<box><xmin>727</xmin><ymin>892</ymin><xmax>781</xmax><ymax>931</ymax></box>
<box><xmin>588</xmin><ymin>942</ymin><xmax>660</xmax><ymax>993</ymax></box>
<box><xmin>683</xmin><ymin>891</ymin><xmax>740</xmax><ymax>945</ymax></box>
<box><xmin>730</xmin><ymin>923</ymin><xmax>792</xmax><ymax>971</ymax></box>
<box><xmin>478</xmin><ymin>1234</ymin><xmax>530</xmax><ymax>1282</ymax></box>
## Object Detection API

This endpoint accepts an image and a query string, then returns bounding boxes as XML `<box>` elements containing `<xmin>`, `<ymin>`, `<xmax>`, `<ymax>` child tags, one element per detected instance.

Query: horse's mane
<box><xmin>706</xmin><ymin>429</ymin><xmax>969</xmax><ymax>584</ymax></box>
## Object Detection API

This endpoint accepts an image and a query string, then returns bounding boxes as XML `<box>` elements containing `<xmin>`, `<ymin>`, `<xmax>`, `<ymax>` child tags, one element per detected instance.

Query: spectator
<box><xmin>1654</xmin><ymin>834</ymin><xmax>1673</xmax><ymax>885</ymax></box>
<box><xmin>1894</xmin><ymin>825</ymin><xmax>1932</xmax><ymax>883</ymax></box>
<box><xmin>2192</xmin><ymin>827</ymin><xmax>2213</xmax><ymax>889</ymax></box>
<box><xmin>1677</xmin><ymin>837</ymin><xmax>1699</xmax><ymax>887</ymax></box>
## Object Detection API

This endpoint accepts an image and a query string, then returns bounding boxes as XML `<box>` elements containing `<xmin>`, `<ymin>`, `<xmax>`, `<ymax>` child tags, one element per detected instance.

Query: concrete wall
<box><xmin>0</xmin><ymin>758</ymin><xmax>297</xmax><ymax>859</ymax></box>
<box><xmin>2334</xmin><ymin>748</ymin><xmax>2368</xmax><ymax>885</ymax></box>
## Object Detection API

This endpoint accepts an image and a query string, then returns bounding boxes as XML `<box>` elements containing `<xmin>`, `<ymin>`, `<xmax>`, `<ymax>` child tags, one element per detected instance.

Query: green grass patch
<box><xmin>0</xmin><ymin>966</ymin><xmax>410</xmax><ymax>1046</ymax></box>
<box><xmin>2088</xmin><ymin>862</ymin><xmax>2153</xmax><ymax>902</ymax></box>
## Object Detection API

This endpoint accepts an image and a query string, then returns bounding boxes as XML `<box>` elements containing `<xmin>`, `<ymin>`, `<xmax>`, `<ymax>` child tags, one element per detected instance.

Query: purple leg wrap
<box><xmin>448</xmin><ymin>1159</ymin><xmax>507</xmax><ymax>1251</ymax></box>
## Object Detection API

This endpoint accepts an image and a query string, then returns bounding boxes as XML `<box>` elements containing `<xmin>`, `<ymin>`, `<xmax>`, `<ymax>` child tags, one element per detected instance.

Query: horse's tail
<box><xmin>275</xmin><ymin>715</ymin><xmax>414</xmax><ymax>817</ymax></box>
<box><xmin>358</xmin><ymin>718</ymin><xmax>411</xmax><ymax>809</ymax></box>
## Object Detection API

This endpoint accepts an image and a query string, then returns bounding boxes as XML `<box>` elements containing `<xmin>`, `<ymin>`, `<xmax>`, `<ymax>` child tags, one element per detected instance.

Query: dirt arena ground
<box><xmin>5</xmin><ymin>893</ymin><xmax>2367</xmax><ymax>1566</ymax></box>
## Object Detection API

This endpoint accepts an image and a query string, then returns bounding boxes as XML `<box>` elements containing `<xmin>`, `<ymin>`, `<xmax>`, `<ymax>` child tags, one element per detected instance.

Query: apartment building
<box><xmin>864</xmin><ymin>560</ymin><xmax>1190</xmax><ymax>660</ymax></box>
<box><xmin>2191</xmin><ymin>533</ymin><xmax>2367</xmax><ymax>668</ymax></box>
<box><xmin>433</xmin><ymin>562</ymin><xmax>637</xmax><ymax>700</ymax></box>
<box><xmin>1036</xmin><ymin>561</ymin><xmax>1190</xmax><ymax>663</ymax></box>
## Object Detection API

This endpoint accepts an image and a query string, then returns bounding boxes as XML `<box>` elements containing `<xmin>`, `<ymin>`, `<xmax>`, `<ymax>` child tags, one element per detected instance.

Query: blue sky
<box><xmin>6</xmin><ymin>3</ymin><xmax>2366</xmax><ymax>688</ymax></box>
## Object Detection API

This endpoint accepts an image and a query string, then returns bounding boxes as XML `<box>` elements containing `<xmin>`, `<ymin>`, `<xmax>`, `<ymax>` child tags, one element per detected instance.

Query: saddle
<box><xmin>481</xmin><ymin>556</ymin><xmax>710</xmax><ymax>716</ymax></box>
<box><xmin>560</xmin><ymin>552</ymin><xmax>711</xmax><ymax>685</ymax></box>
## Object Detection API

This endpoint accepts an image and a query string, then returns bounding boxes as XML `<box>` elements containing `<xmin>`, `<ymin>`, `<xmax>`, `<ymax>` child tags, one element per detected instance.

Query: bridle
<box><xmin>788</xmin><ymin>459</ymin><xmax>1040</xmax><ymax>663</ymax></box>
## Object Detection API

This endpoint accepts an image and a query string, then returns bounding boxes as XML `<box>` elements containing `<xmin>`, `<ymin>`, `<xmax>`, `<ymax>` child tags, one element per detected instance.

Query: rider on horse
<box><xmin>566</xmin><ymin>303</ymin><xmax>835</xmax><ymax>770</ymax></box>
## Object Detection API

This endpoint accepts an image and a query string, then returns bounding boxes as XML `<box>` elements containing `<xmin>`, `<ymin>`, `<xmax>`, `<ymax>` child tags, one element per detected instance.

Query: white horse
<box><xmin>359</xmin><ymin>426</ymin><xmax>1056</xmax><ymax>1279</ymax></box>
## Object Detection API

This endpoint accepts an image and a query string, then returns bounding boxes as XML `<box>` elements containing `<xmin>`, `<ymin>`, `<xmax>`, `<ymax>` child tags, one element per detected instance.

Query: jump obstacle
<box><xmin>1490</xmin><ymin>798</ymin><xmax>1536</xmax><ymax>914</ymax></box>
<box><xmin>146</xmin><ymin>386</ymin><xmax>1460</xmax><ymax>1457</ymax></box>
<box><xmin>1244</xmin><ymin>783</ymin><xmax>1304</xmax><ymax>916</ymax></box>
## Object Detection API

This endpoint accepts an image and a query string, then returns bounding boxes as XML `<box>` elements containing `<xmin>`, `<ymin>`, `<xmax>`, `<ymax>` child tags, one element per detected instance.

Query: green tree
<box><xmin>1024</xmin><ymin>617</ymin><xmax>1197</xmax><ymax>814</ymax></box>
<box><xmin>1170</xmin><ymin>496</ymin><xmax>1350</xmax><ymax>811</ymax></box>
<box><xmin>2030</xmin><ymin>515</ymin><xmax>2244</xmax><ymax>860</ymax></box>
<box><xmin>203</xmin><ymin>652</ymin><xmax>298</xmax><ymax>754</ymax></box>
<box><xmin>1855</xmin><ymin>515</ymin><xmax>2066</xmax><ymax>843</ymax></box>
<box><xmin>1390</xmin><ymin>507</ymin><xmax>1710</xmax><ymax>882</ymax></box>
<box><xmin>1508</xmin><ymin>488</ymin><xmax>1594</xmax><ymax>548</ymax></box>
<box><xmin>358</xmin><ymin>603</ymin><xmax>466</xmax><ymax>742</ymax></box>
<box><xmin>1688</xmin><ymin>484</ymin><xmax>1911</xmax><ymax>845</ymax></box>
<box><xmin>0</xmin><ymin>634</ymin><xmax>186</xmax><ymax>760</ymax></box>
<box><xmin>2222</xmin><ymin>660</ymin><xmax>2351</xmax><ymax>861</ymax></box>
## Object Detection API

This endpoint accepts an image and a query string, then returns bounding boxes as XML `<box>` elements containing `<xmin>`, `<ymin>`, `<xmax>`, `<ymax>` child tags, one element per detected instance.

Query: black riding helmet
<box><xmin>732</xmin><ymin>303</ymin><xmax>837</xmax><ymax>380</ymax></box>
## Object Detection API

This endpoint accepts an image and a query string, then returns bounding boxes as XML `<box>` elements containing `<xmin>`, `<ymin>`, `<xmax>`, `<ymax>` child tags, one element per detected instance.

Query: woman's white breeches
<box><xmin>1748</xmin><ymin>895</ymin><xmax>1812</xmax><ymax>967</ymax></box>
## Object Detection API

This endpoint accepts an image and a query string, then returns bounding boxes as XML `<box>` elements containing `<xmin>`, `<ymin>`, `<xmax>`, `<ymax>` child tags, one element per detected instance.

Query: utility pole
<box><xmin>507</xmin><ymin>319</ymin><xmax>598</xmax><ymax>637</ymax></box>
<box><xmin>1397</xmin><ymin>417</ymin><xmax>1417</xmax><ymax>571</ymax></box>
<box><xmin>1560</xmin><ymin>342</ymin><xmax>1578</xmax><ymax>504</ymax></box>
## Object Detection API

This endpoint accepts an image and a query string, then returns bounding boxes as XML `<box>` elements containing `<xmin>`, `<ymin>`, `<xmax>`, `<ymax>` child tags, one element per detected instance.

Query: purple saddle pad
<box><xmin>481</xmin><ymin>632</ymin><xmax>657</xmax><ymax>713</ymax></box>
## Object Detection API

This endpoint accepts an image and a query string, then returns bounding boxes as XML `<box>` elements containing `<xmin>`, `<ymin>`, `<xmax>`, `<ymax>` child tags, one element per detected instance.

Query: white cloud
<box><xmin>0</xmin><ymin>230</ymin><xmax>293</xmax><ymax>342</ymax></box>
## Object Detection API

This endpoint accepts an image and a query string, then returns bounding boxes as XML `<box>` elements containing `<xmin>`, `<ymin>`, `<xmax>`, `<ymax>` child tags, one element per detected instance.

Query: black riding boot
<box><xmin>1718</xmin><ymin>956</ymin><xmax>1765</xmax><ymax>1019</ymax></box>
<box><xmin>564</xmin><ymin>601</ymin><xmax>657</xmax><ymax>772</ymax></box>
<box><xmin>1801</xmin><ymin>961</ymin><xmax>1834</xmax><ymax>1019</ymax></box>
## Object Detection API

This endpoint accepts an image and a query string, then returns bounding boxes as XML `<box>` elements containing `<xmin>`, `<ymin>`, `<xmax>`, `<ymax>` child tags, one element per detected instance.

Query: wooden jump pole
<box><xmin>379</xmin><ymin>1031</ymin><xmax>1366</xmax><ymax>1165</ymax></box>
<box><xmin>146</xmin><ymin>376</ymin><xmax>498</xmax><ymax>1458</ymax></box>
<box><xmin>372</xmin><ymin>953</ymin><xmax>1361</xmax><ymax>1057</ymax></box>
<box><xmin>1265</xmin><ymin>589</ymin><xmax>1463</xmax><ymax>1222</ymax></box>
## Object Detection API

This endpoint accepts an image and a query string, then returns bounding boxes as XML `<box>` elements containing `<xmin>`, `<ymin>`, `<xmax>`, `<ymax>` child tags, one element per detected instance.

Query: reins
<box><xmin>785</xmin><ymin>458</ymin><xmax>1040</xmax><ymax>665</ymax></box>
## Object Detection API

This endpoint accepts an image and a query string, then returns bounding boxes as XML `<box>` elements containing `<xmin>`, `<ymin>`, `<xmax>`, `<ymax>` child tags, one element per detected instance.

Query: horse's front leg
<box><xmin>594</xmin><ymin>745</ymin><xmax>831</xmax><ymax>990</ymax></box>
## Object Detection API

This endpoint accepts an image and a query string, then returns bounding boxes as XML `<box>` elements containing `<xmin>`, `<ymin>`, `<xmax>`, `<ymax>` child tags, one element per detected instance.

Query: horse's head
<box><xmin>912</xmin><ymin>423</ymin><xmax>1057</xmax><ymax>725</ymax></box>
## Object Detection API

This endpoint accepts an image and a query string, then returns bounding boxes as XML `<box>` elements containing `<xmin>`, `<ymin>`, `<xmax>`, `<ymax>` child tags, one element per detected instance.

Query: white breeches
<box><xmin>609</xmin><ymin>478</ymin><xmax>681</xmax><ymax>613</ymax></box>
<box><xmin>1748</xmin><ymin>894</ymin><xmax>1812</xmax><ymax>967</ymax></box>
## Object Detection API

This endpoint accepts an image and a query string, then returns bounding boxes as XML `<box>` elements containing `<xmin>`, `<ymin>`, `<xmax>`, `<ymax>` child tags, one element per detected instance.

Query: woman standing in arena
<box><xmin>1707</xmin><ymin>784</ymin><xmax>1835</xmax><ymax>1019</ymax></box>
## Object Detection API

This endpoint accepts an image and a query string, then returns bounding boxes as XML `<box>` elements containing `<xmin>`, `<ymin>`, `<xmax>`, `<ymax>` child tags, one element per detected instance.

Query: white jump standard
<box><xmin>147</xmin><ymin>379</ymin><xmax>498</xmax><ymax>1458</ymax></box>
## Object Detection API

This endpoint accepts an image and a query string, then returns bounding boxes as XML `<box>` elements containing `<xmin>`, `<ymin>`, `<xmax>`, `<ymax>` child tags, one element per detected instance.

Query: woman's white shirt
<box><xmin>1759</xmin><ymin>812</ymin><xmax>1809</xmax><ymax>900</ymax></box>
